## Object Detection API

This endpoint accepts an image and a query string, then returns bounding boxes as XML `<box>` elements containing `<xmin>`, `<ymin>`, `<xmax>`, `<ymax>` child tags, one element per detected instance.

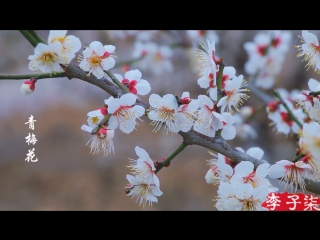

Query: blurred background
<box><xmin>0</xmin><ymin>30</ymin><xmax>318</xmax><ymax>210</ymax></box>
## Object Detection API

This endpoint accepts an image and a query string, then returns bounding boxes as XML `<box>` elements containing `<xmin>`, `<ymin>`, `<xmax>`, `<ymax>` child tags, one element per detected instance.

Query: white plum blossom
<box><xmin>86</xmin><ymin>107</ymin><xmax>107</xmax><ymax>128</ymax></box>
<box><xmin>268</xmin><ymin>160</ymin><xmax>312</xmax><ymax>192</ymax></box>
<box><xmin>306</xmin><ymin>98</ymin><xmax>320</xmax><ymax>122</ymax></box>
<box><xmin>215</xmin><ymin>183</ymin><xmax>269</xmax><ymax>211</ymax></box>
<box><xmin>28</xmin><ymin>42</ymin><xmax>71</xmax><ymax>73</ymax></box>
<box><xmin>47</xmin><ymin>30</ymin><xmax>81</xmax><ymax>56</ymax></box>
<box><xmin>301</xmin><ymin>122</ymin><xmax>320</xmax><ymax>164</ymax></box>
<box><xmin>128</xmin><ymin>146</ymin><xmax>160</xmax><ymax>187</ymax></box>
<box><xmin>125</xmin><ymin>174</ymin><xmax>162</xmax><ymax>207</ymax></box>
<box><xmin>193</xmin><ymin>95</ymin><xmax>224</xmax><ymax>137</ymax></box>
<box><xmin>148</xmin><ymin>93</ymin><xmax>187</xmax><ymax>134</ymax></box>
<box><xmin>268</xmin><ymin>99</ymin><xmax>305</xmax><ymax>135</ymax></box>
<box><xmin>230</xmin><ymin>161</ymin><xmax>270</xmax><ymax>187</ymax></box>
<box><xmin>205</xmin><ymin>151</ymin><xmax>235</xmax><ymax>184</ymax></box>
<box><xmin>230</xmin><ymin>147</ymin><xmax>277</xmax><ymax>192</ymax></box>
<box><xmin>197</xmin><ymin>69</ymin><xmax>216</xmax><ymax>99</ymax></box>
<box><xmin>205</xmin><ymin>167</ymin><xmax>219</xmax><ymax>184</ymax></box>
<box><xmin>197</xmin><ymin>66</ymin><xmax>236</xmax><ymax>101</ymax></box>
<box><xmin>107</xmin><ymin>93</ymin><xmax>145</xmax><ymax>134</ymax></box>
<box><xmin>276</xmin><ymin>88</ymin><xmax>301</xmax><ymax>103</ymax></box>
<box><xmin>217</xmin><ymin>74</ymin><xmax>250</xmax><ymax>113</ymax></box>
<box><xmin>244</xmin><ymin>30</ymin><xmax>291</xmax><ymax>58</ymax></box>
<box><xmin>216</xmin><ymin>158</ymin><xmax>234</xmax><ymax>183</ymax></box>
<box><xmin>176</xmin><ymin>92</ymin><xmax>199</xmax><ymax>132</ymax></box>
<box><xmin>220</xmin><ymin>112</ymin><xmax>237</xmax><ymax>140</ymax></box>
<box><xmin>295</xmin><ymin>78</ymin><xmax>320</xmax><ymax>123</ymax></box>
<box><xmin>113</xmin><ymin>69</ymin><xmax>151</xmax><ymax>96</ymax></box>
<box><xmin>243</xmin><ymin>32</ymin><xmax>273</xmax><ymax>58</ymax></box>
<box><xmin>196</xmin><ymin>39</ymin><xmax>218</xmax><ymax>77</ymax></box>
<box><xmin>299</xmin><ymin>135</ymin><xmax>320</xmax><ymax>180</ymax></box>
<box><xmin>296</xmin><ymin>30</ymin><xmax>320</xmax><ymax>73</ymax></box>
<box><xmin>132</xmin><ymin>41</ymin><xmax>173</xmax><ymax>74</ymax></box>
<box><xmin>81</xmin><ymin>125</ymin><xmax>115</xmax><ymax>157</ymax></box>
<box><xmin>244</xmin><ymin>30</ymin><xmax>291</xmax><ymax>89</ymax></box>
<box><xmin>78</xmin><ymin>41</ymin><xmax>116</xmax><ymax>79</ymax></box>
<box><xmin>296</xmin><ymin>78</ymin><xmax>320</xmax><ymax>111</ymax></box>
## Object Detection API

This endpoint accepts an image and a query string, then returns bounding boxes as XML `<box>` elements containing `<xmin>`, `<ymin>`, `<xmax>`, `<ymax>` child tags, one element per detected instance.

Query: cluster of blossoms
<box><xmin>28</xmin><ymin>30</ymin><xmax>81</xmax><ymax>74</ymax></box>
<box><xmin>80</xmin><ymin>68</ymin><xmax>149</xmax><ymax>156</ymax></box>
<box><xmin>78</xmin><ymin>36</ymin><xmax>254</xmax><ymax>205</ymax></box>
<box><xmin>243</xmin><ymin>30</ymin><xmax>292</xmax><ymax>89</ymax></box>
<box><xmin>131</xmin><ymin>41</ymin><xmax>173</xmax><ymax>75</ymax></box>
<box><xmin>80</xmin><ymin>106</ymin><xmax>115</xmax><ymax>157</ymax></box>
<box><xmin>21</xmin><ymin>30</ymin><xmax>82</xmax><ymax>95</ymax></box>
<box><xmin>207</xmin><ymin>30</ymin><xmax>320</xmax><ymax>210</ymax></box>
<box><xmin>196</xmin><ymin>40</ymin><xmax>250</xmax><ymax>113</ymax></box>
<box><xmin>104</xmin><ymin>30</ymin><xmax>173</xmax><ymax>75</ymax></box>
<box><xmin>266</xmin><ymin>88</ymin><xmax>307</xmax><ymax>135</ymax></box>
<box><xmin>205</xmin><ymin>147</ymin><xmax>277</xmax><ymax>210</ymax></box>
<box><xmin>83</xmin><ymin>33</ymin><xmax>260</xmax><ymax>205</ymax></box>
<box><xmin>261</xmin><ymin>31</ymin><xmax>320</xmax><ymax>193</ymax></box>
<box><xmin>267</xmin><ymin>119</ymin><xmax>320</xmax><ymax>192</ymax></box>
<box><xmin>19</xmin><ymin>30</ymin><xmax>320</xmax><ymax>210</ymax></box>
<box><xmin>125</xmin><ymin>146</ymin><xmax>163</xmax><ymax>206</ymax></box>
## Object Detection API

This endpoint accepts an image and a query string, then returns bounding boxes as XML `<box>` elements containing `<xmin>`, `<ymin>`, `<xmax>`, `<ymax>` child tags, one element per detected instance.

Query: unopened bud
<box><xmin>161</xmin><ymin>157</ymin><xmax>170</xmax><ymax>167</ymax></box>
<box><xmin>20</xmin><ymin>78</ymin><xmax>37</xmax><ymax>95</ymax></box>
<box><xmin>97</xmin><ymin>128</ymin><xmax>107</xmax><ymax>139</ymax></box>
<box><xmin>121</xmin><ymin>64</ymin><xmax>130</xmax><ymax>73</ymax></box>
<box><xmin>266</xmin><ymin>101</ymin><xmax>279</xmax><ymax>113</ymax></box>
<box><xmin>179</xmin><ymin>97</ymin><xmax>191</xmax><ymax>105</ymax></box>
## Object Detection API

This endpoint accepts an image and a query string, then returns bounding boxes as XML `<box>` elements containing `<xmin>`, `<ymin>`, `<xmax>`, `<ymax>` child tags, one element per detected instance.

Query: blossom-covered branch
<box><xmin>60</xmin><ymin>62</ymin><xmax>320</xmax><ymax>195</ymax></box>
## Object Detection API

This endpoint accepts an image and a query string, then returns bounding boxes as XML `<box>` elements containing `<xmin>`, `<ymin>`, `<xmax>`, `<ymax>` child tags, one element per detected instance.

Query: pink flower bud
<box><xmin>20</xmin><ymin>78</ymin><xmax>37</xmax><ymax>95</ymax></box>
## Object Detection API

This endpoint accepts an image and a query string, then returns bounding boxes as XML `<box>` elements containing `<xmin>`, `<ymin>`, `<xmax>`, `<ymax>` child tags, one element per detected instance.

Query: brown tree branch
<box><xmin>60</xmin><ymin>63</ymin><xmax>320</xmax><ymax>195</ymax></box>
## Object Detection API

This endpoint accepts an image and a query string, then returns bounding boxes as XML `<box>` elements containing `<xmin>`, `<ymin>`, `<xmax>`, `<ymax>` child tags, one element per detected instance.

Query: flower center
<box><xmin>311</xmin><ymin>43</ymin><xmax>320</xmax><ymax>53</ymax></box>
<box><xmin>272</xmin><ymin>37</ymin><xmax>281</xmax><ymax>48</ymax></box>
<box><xmin>280</xmin><ymin>112</ymin><xmax>293</xmax><ymax>126</ymax></box>
<box><xmin>137</xmin><ymin>183</ymin><xmax>152</xmax><ymax>198</ymax></box>
<box><xmin>89</xmin><ymin>55</ymin><xmax>102</xmax><ymax>66</ymax></box>
<box><xmin>113</xmin><ymin>105</ymin><xmax>133</xmax><ymax>121</ymax></box>
<box><xmin>257</xmin><ymin>45</ymin><xmax>268</xmax><ymax>56</ymax></box>
<box><xmin>38</xmin><ymin>52</ymin><xmax>58</xmax><ymax>62</ymax></box>
<box><xmin>267</xmin><ymin>101</ymin><xmax>279</xmax><ymax>112</ymax></box>
<box><xmin>122</xmin><ymin>79</ymin><xmax>137</xmax><ymax>94</ymax></box>
<box><xmin>154</xmin><ymin>52</ymin><xmax>163</xmax><ymax>62</ymax></box>
<box><xmin>240</xmin><ymin>198</ymin><xmax>258</xmax><ymax>211</ymax></box>
<box><xmin>91</xmin><ymin>116</ymin><xmax>99</xmax><ymax>125</ymax></box>
<box><xmin>226</xmin><ymin>90</ymin><xmax>235</xmax><ymax>100</ymax></box>
<box><xmin>159</xmin><ymin>107</ymin><xmax>175</xmax><ymax>121</ymax></box>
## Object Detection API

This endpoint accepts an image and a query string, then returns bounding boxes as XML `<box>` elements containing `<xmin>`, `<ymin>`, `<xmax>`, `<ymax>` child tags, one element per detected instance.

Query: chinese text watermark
<box><xmin>25</xmin><ymin>115</ymin><xmax>38</xmax><ymax>162</ymax></box>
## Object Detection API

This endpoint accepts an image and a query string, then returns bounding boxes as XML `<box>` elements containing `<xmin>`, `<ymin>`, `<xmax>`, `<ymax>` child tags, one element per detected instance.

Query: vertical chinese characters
<box><xmin>25</xmin><ymin>115</ymin><xmax>38</xmax><ymax>162</ymax></box>
<box><xmin>25</xmin><ymin>115</ymin><xmax>36</xmax><ymax>130</ymax></box>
